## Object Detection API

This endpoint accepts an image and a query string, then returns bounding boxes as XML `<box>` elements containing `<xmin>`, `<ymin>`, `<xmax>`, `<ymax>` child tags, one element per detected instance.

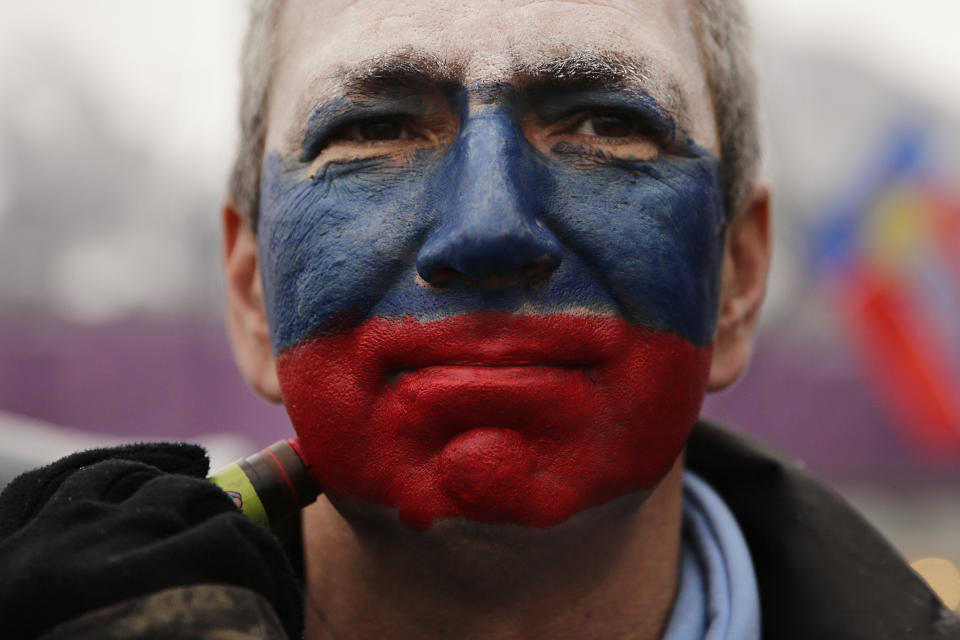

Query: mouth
<box><xmin>370</xmin><ymin>311</ymin><xmax>621</xmax><ymax>384</ymax></box>
<box><xmin>387</xmin><ymin>362</ymin><xmax>591</xmax><ymax>385</ymax></box>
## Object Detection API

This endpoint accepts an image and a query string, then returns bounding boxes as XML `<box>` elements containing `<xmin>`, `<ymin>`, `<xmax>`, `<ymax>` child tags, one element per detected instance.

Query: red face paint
<box><xmin>277</xmin><ymin>312</ymin><xmax>711</xmax><ymax>530</ymax></box>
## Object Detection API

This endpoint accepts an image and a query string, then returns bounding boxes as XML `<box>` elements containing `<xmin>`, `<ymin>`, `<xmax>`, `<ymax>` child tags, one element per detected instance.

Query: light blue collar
<box><xmin>661</xmin><ymin>472</ymin><xmax>761</xmax><ymax>640</ymax></box>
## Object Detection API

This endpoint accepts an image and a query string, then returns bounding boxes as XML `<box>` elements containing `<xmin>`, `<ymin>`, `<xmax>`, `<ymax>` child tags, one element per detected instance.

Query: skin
<box><xmin>223</xmin><ymin>0</ymin><xmax>771</xmax><ymax>637</ymax></box>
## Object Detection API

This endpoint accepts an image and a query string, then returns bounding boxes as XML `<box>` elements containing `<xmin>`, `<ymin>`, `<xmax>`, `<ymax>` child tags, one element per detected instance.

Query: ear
<box><xmin>223</xmin><ymin>202</ymin><xmax>282</xmax><ymax>402</ymax></box>
<box><xmin>707</xmin><ymin>183</ymin><xmax>772</xmax><ymax>392</ymax></box>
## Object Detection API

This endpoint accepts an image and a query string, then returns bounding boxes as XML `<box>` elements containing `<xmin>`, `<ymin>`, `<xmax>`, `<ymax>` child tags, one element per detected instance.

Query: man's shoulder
<box><xmin>688</xmin><ymin>420</ymin><xmax>960</xmax><ymax>639</ymax></box>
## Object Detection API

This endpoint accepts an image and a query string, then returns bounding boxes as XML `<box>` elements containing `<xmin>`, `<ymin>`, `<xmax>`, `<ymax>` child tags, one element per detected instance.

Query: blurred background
<box><xmin>1</xmin><ymin>0</ymin><xmax>958</xmax><ymax>608</ymax></box>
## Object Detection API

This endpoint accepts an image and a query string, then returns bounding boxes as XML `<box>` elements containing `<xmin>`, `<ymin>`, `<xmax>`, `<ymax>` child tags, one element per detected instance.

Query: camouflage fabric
<box><xmin>35</xmin><ymin>583</ymin><xmax>289</xmax><ymax>640</ymax></box>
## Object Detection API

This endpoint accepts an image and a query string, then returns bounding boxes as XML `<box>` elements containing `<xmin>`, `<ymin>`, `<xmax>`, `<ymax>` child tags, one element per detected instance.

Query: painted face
<box><xmin>259</xmin><ymin>0</ymin><xmax>725</xmax><ymax>531</ymax></box>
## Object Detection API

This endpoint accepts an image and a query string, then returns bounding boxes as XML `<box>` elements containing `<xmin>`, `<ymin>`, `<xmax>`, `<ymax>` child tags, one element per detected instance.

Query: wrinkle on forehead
<box><xmin>269</xmin><ymin>0</ymin><xmax>715</xmax><ymax>151</ymax></box>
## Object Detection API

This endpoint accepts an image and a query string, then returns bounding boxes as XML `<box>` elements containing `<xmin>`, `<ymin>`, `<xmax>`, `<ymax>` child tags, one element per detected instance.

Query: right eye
<box><xmin>305</xmin><ymin>116</ymin><xmax>427</xmax><ymax>169</ymax></box>
<box><xmin>303</xmin><ymin>92</ymin><xmax>460</xmax><ymax>169</ymax></box>
<box><xmin>339</xmin><ymin>118</ymin><xmax>413</xmax><ymax>143</ymax></box>
<box><xmin>573</xmin><ymin>112</ymin><xmax>638</xmax><ymax>138</ymax></box>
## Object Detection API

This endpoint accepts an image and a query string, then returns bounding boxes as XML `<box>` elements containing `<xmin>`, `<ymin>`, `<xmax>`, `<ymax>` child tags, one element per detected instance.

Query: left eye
<box><xmin>573</xmin><ymin>113</ymin><xmax>636</xmax><ymax>138</ymax></box>
<box><xmin>345</xmin><ymin>119</ymin><xmax>411</xmax><ymax>142</ymax></box>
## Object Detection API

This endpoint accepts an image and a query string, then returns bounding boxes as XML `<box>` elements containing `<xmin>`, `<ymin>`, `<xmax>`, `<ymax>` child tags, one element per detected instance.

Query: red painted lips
<box><xmin>277</xmin><ymin>312</ymin><xmax>711</xmax><ymax>530</ymax></box>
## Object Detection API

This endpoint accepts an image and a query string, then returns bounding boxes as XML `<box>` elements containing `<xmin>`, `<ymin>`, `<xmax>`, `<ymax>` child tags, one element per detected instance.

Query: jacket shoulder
<box><xmin>688</xmin><ymin>420</ymin><xmax>960</xmax><ymax>640</ymax></box>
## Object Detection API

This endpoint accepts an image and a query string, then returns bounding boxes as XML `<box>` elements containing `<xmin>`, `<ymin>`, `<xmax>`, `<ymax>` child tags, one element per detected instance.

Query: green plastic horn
<box><xmin>208</xmin><ymin>439</ymin><xmax>317</xmax><ymax>528</ymax></box>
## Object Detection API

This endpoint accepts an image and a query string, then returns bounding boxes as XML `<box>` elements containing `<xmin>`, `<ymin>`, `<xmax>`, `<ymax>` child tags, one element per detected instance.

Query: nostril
<box><xmin>416</xmin><ymin>226</ymin><xmax>564</xmax><ymax>288</ymax></box>
<box><xmin>422</xmin><ymin>267</ymin><xmax>460</xmax><ymax>287</ymax></box>
<box><xmin>521</xmin><ymin>260</ymin><xmax>556</xmax><ymax>286</ymax></box>
<box><xmin>420</xmin><ymin>260</ymin><xmax>559</xmax><ymax>290</ymax></box>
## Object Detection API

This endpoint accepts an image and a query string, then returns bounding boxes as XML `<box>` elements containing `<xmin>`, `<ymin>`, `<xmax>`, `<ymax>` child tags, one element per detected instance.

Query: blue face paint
<box><xmin>259</xmin><ymin>84</ymin><xmax>725</xmax><ymax>353</ymax></box>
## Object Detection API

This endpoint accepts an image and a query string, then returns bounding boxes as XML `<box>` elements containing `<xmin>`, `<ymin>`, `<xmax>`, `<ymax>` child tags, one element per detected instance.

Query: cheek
<box><xmin>546</xmin><ymin>156</ymin><xmax>726</xmax><ymax>346</ymax></box>
<box><xmin>256</xmin><ymin>153</ymin><xmax>432</xmax><ymax>352</ymax></box>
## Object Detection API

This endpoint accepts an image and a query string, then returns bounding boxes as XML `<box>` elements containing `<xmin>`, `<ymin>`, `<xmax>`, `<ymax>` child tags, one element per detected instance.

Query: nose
<box><xmin>416</xmin><ymin>110</ymin><xmax>562</xmax><ymax>286</ymax></box>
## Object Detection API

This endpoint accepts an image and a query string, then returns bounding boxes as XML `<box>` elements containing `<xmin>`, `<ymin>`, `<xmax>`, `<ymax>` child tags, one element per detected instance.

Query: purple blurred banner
<box><xmin>0</xmin><ymin>316</ymin><xmax>290</xmax><ymax>451</ymax></box>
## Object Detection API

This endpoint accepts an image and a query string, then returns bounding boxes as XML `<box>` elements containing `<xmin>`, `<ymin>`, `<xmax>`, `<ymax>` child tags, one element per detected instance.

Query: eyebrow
<box><xmin>288</xmin><ymin>49</ymin><xmax>690</xmax><ymax>149</ymax></box>
<box><xmin>339</xmin><ymin>50</ymin><xmax>464</xmax><ymax>93</ymax></box>
<box><xmin>516</xmin><ymin>51</ymin><xmax>690</xmax><ymax>129</ymax></box>
<box><xmin>519</xmin><ymin>52</ymin><xmax>653</xmax><ymax>88</ymax></box>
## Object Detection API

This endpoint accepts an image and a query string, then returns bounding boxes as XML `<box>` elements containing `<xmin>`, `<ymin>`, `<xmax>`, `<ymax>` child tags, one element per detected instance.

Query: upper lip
<box><xmin>363</xmin><ymin>311</ymin><xmax>620</xmax><ymax>373</ymax></box>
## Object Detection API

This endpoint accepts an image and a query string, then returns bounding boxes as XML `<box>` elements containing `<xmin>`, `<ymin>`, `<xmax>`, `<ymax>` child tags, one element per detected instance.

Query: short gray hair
<box><xmin>228</xmin><ymin>0</ymin><xmax>760</xmax><ymax>228</ymax></box>
<box><xmin>688</xmin><ymin>0</ymin><xmax>760</xmax><ymax>218</ymax></box>
<box><xmin>228</xmin><ymin>0</ymin><xmax>281</xmax><ymax>229</ymax></box>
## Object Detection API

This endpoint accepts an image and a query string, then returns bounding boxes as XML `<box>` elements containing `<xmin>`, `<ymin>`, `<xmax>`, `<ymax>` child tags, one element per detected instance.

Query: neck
<box><xmin>301</xmin><ymin>456</ymin><xmax>685</xmax><ymax>640</ymax></box>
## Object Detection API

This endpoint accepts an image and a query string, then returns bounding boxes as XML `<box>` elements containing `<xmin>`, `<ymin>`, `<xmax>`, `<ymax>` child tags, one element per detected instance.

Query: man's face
<box><xmin>257</xmin><ymin>0</ymin><xmax>724</xmax><ymax>531</ymax></box>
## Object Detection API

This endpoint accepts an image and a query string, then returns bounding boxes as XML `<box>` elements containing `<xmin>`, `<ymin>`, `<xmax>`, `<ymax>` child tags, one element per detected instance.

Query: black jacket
<box><xmin>688</xmin><ymin>420</ymin><xmax>959</xmax><ymax>639</ymax></box>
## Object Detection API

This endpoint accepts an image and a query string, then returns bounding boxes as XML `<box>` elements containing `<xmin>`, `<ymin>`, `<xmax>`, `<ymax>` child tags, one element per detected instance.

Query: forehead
<box><xmin>267</xmin><ymin>0</ymin><xmax>716</xmax><ymax>149</ymax></box>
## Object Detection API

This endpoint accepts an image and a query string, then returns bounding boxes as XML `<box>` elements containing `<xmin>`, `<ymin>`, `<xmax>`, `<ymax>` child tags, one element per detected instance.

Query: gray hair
<box><xmin>688</xmin><ymin>0</ymin><xmax>760</xmax><ymax>218</ymax></box>
<box><xmin>228</xmin><ymin>0</ymin><xmax>760</xmax><ymax>228</ymax></box>
<box><xmin>228</xmin><ymin>0</ymin><xmax>281</xmax><ymax>229</ymax></box>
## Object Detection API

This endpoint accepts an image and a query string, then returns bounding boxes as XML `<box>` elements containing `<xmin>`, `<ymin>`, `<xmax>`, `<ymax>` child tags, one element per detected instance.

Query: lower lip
<box><xmin>277</xmin><ymin>312</ymin><xmax>711</xmax><ymax>530</ymax></box>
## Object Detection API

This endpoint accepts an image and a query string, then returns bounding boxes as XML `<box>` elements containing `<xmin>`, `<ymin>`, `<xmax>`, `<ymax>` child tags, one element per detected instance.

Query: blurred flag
<box><xmin>810</xmin><ymin>127</ymin><xmax>960</xmax><ymax>462</ymax></box>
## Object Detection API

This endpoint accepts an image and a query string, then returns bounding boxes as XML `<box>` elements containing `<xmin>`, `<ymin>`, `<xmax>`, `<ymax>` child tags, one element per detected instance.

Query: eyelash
<box><xmin>559</xmin><ymin>109</ymin><xmax>657</xmax><ymax>141</ymax></box>
<box><xmin>327</xmin><ymin>116</ymin><xmax>420</xmax><ymax>145</ymax></box>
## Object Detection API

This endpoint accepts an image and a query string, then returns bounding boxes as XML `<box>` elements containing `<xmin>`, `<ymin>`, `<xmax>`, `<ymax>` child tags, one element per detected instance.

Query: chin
<box><xmin>326</xmin><ymin>484</ymin><xmax>659</xmax><ymax>552</ymax></box>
